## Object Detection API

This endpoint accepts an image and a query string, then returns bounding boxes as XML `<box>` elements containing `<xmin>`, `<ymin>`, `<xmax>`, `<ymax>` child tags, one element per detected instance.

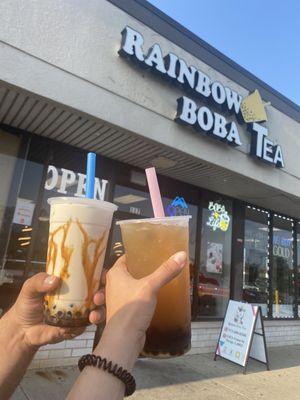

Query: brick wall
<box><xmin>29</xmin><ymin>320</ymin><xmax>300</xmax><ymax>368</ymax></box>
<box><xmin>189</xmin><ymin>320</ymin><xmax>300</xmax><ymax>355</ymax></box>
<box><xmin>29</xmin><ymin>325</ymin><xmax>96</xmax><ymax>369</ymax></box>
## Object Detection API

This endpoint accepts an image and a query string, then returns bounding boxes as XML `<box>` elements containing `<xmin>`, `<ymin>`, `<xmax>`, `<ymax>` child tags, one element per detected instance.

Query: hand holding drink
<box><xmin>118</xmin><ymin>168</ymin><xmax>192</xmax><ymax>358</ymax></box>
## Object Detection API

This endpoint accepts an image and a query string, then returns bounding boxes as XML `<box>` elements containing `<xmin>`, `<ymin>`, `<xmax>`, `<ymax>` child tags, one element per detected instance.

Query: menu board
<box><xmin>215</xmin><ymin>300</ymin><xmax>269</xmax><ymax>371</ymax></box>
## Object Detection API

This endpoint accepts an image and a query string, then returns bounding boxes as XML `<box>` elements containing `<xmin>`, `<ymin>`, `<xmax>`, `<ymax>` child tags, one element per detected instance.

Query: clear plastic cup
<box><xmin>44</xmin><ymin>197</ymin><xmax>117</xmax><ymax>327</ymax></box>
<box><xmin>117</xmin><ymin>216</ymin><xmax>191</xmax><ymax>358</ymax></box>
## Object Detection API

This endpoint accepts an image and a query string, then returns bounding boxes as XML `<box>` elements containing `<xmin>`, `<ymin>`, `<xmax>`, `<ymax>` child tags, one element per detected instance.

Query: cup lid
<box><xmin>117</xmin><ymin>215</ymin><xmax>191</xmax><ymax>225</ymax></box>
<box><xmin>48</xmin><ymin>196</ymin><xmax>118</xmax><ymax>211</ymax></box>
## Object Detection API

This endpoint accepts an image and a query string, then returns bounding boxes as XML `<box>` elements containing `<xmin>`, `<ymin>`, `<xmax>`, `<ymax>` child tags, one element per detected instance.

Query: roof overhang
<box><xmin>1</xmin><ymin>81</ymin><xmax>300</xmax><ymax>217</ymax></box>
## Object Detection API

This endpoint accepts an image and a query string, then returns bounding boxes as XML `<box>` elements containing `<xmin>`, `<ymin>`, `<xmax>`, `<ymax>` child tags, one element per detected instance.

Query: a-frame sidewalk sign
<box><xmin>214</xmin><ymin>300</ymin><xmax>270</xmax><ymax>374</ymax></box>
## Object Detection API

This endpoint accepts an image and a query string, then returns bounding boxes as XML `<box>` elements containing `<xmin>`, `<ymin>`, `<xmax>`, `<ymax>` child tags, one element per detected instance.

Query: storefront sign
<box><xmin>206</xmin><ymin>202</ymin><xmax>230</xmax><ymax>232</ymax></box>
<box><xmin>119</xmin><ymin>26</ymin><xmax>284</xmax><ymax>168</ymax></box>
<box><xmin>44</xmin><ymin>165</ymin><xmax>108</xmax><ymax>200</ymax></box>
<box><xmin>166</xmin><ymin>196</ymin><xmax>189</xmax><ymax>216</ymax></box>
<box><xmin>215</xmin><ymin>300</ymin><xmax>269</xmax><ymax>372</ymax></box>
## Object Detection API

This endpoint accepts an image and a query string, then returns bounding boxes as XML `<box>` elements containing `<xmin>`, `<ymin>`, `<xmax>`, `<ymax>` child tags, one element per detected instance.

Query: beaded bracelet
<box><xmin>78</xmin><ymin>354</ymin><xmax>136</xmax><ymax>397</ymax></box>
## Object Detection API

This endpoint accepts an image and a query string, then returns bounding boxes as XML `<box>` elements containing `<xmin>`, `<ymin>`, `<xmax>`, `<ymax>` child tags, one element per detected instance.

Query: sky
<box><xmin>148</xmin><ymin>0</ymin><xmax>300</xmax><ymax>106</ymax></box>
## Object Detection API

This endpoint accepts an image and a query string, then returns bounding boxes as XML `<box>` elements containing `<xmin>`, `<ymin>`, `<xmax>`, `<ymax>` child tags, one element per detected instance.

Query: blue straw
<box><xmin>86</xmin><ymin>152</ymin><xmax>96</xmax><ymax>199</ymax></box>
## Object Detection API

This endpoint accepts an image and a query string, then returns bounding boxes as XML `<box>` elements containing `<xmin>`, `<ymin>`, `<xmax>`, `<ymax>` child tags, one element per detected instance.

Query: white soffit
<box><xmin>0</xmin><ymin>83</ymin><xmax>299</xmax><ymax>217</ymax></box>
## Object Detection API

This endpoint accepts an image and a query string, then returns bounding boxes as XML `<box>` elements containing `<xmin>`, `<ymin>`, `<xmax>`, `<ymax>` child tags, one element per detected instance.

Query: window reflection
<box><xmin>113</xmin><ymin>185</ymin><xmax>151</xmax><ymax>216</ymax></box>
<box><xmin>243</xmin><ymin>207</ymin><xmax>269</xmax><ymax>316</ymax></box>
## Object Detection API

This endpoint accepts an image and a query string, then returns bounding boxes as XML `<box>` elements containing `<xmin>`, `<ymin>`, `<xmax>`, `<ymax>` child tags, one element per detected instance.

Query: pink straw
<box><xmin>145</xmin><ymin>167</ymin><xmax>165</xmax><ymax>218</ymax></box>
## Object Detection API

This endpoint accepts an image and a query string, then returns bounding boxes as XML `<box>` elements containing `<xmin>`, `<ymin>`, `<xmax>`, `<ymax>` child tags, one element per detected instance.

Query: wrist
<box><xmin>94</xmin><ymin>320</ymin><xmax>143</xmax><ymax>372</ymax></box>
<box><xmin>0</xmin><ymin>308</ymin><xmax>37</xmax><ymax>356</ymax></box>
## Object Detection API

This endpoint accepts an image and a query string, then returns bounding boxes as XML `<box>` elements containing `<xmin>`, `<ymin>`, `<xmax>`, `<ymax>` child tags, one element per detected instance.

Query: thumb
<box><xmin>147</xmin><ymin>251</ymin><xmax>187</xmax><ymax>293</ymax></box>
<box><xmin>20</xmin><ymin>272</ymin><xmax>60</xmax><ymax>300</ymax></box>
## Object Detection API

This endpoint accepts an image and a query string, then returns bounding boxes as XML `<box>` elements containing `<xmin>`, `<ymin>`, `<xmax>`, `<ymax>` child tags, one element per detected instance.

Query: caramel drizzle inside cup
<box><xmin>45</xmin><ymin>220</ymin><xmax>73</xmax><ymax>310</ymax></box>
<box><xmin>76</xmin><ymin>220</ymin><xmax>106</xmax><ymax>308</ymax></box>
<box><xmin>45</xmin><ymin>219</ymin><xmax>106</xmax><ymax>313</ymax></box>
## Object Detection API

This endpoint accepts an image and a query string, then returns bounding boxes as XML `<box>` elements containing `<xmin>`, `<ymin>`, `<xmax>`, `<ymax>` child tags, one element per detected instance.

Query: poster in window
<box><xmin>12</xmin><ymin>198</ymin><xmax>35</xmax><ymax>226</ymax></box>
<box><xmin>206</xmin><ymin>242</ymin><xmax>223</xmax><ymax>273</ymax></box>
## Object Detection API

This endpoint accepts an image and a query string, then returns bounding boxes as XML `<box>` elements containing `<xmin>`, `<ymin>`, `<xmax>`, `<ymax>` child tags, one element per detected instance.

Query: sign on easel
<box><xmin>214</xmin><ymin>300</ymin><xmax>269</xmax><ymax>373</ymax></box>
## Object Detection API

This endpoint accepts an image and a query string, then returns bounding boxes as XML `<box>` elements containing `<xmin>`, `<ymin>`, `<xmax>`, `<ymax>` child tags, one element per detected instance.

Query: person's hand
<box><xmin>94</xmin><ymin>251</ymin><xmax>187</xmax><ymax>370</ymax></box>
<box><xmin>5</xmin><ymin>272</ymin><xmax>106</xmax><ymax>349</ymax></box>
<box><xmin>66</xmin><ymin>252</ymin><xmax>187</xmax><ymax>400</ymax></box>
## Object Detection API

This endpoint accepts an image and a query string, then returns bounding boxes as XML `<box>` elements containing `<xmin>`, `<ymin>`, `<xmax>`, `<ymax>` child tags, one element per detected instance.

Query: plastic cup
<box><xmin>44</xmin><ymin>197</ymin><xmax>117</xmax><ymax>327</ymax></box>
<box><xmin>117</xmin><ymin>216</ymin><xmax>191</xmax><ymax>358</ymax></box>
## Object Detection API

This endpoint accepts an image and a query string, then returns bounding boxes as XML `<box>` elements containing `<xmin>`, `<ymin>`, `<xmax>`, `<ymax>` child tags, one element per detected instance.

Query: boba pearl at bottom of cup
<box><xmin>44</xmin><ymin>297</ymin><xmax>93</xmax><ymax>327</ymax></box>
<box><xmin>140</xmin><ymin>325</ymin><xmax>191</xmax><ymax>358</ymax></box>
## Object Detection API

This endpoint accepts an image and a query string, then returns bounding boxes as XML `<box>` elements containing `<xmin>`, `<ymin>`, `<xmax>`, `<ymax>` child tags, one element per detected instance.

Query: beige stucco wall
<box><xmin>0</xmin><ymin>0</ymin><xmax>299</xmax><ymax>200</ymax></box>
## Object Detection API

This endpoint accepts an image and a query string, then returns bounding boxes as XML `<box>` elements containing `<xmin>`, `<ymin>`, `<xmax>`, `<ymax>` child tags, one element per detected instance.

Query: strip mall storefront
<box><xmin>0</xmin><ymin>0</ymin><xmax>300</xmax><ymax>367</ymax></box>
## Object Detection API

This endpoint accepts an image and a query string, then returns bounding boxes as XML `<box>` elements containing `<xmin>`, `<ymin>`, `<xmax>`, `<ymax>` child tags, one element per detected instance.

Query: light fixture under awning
<box><xmin>114</xmin><ymin>194</ymin><xmax>147</xmax><ymax>204</ymax></box>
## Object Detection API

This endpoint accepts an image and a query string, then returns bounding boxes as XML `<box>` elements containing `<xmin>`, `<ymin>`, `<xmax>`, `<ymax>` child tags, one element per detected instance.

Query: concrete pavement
<box><xmin>12</xmin><ymin>345</ymin><xmax>300</xmax><ymax>399</ymax></box>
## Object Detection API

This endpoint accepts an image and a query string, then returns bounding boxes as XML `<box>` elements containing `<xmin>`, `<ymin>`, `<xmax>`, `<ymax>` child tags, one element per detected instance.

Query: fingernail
<box><xmin>44</xmin><ymin>275</ymin><xmax>57</xmax><ymax>285</ymax></box>
<box><xmin>171</xmin><ymin>251</ymin><xmax>187</xmax><ymax>267</ymax></box>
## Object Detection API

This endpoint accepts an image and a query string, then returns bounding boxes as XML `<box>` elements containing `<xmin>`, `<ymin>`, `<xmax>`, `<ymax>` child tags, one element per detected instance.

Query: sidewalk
<box><xmin>12</xmin><ymin>345</ymin><xmax>300</xmax><ymax>400</ymax></box>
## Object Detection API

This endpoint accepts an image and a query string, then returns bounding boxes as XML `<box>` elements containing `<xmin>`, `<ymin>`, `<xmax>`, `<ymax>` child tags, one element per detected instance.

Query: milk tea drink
<box><xmin>118</xmin><ymin>216</ymin><xmax>191</xmax><ymax>358</ymax></box>
<box><xmin>44</xmin><ymin>197</ymin><xmax>117</xmax><ymax>327</ymax></box>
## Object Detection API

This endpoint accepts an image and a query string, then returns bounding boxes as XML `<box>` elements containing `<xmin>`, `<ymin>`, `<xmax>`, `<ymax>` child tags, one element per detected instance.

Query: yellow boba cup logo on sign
<box><xmin>240</xmin><ymin>89</ymin><xmax>269</xmax><ymax>123</ymax></box>
<box><xmin>219</xmin><ymin>217</ymin><xmax>230</xmax><ymax>232</ymax></box>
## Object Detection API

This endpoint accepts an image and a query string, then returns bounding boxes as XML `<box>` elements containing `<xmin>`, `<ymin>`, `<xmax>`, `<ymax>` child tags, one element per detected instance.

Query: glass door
<box><xmin>243</xmin><ymin>206</ymin><xmax>269</xmax><ymax>316</ymax></box>
<box><xmin>272</xmin><ymin>215</ymin><xmax>294</xmax><ymax>318</ymax></box>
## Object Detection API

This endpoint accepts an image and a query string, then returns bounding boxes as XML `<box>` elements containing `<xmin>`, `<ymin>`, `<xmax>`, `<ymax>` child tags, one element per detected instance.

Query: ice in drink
<box><xmin>44</xmin><ymin>197</ymin><xmax>117</xmax><ymax>327</ymax></box>
<box><xmin>118</xmin><ymin>216</ymin><xmax>191</xmax><ymax>358</ymax></box>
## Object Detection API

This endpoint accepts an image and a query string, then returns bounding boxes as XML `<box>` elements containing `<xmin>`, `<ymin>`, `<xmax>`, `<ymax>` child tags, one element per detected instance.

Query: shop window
<box><xmin>113</xmin><ymin>185</ymin><xmax>151</xmax><ymax>217</ymax></box>
<box><xmin>5</xmin><ymin>159</ymin><xmax>44</xmax><ymax>267</ymax></box>
<box><xmin>243</xmin><ymin>206</ymin><xmax>269</xmax><ymax>316</ymax></box>
<box><xmin>197</xmin><ymin>195</ymin><xmax>232</xmax><ymax>318</ymax></box>
<box><xmin>272</xmin><ymin>215</ymin><xmax>294</xmax><ymax>318</ymax></box>
<box><xmin>0</xmin><ymin>133</ymin><xmax>33</xmax><ymax>279</ymax></box>
<box><xmin>0</xmin><ymin>130</ymin><xmax>22</xmax><ymax>314</ymax></box>
<box><xmin>0</xmin><ymin>130</ymin><xmax>21</xmax><ymax>233</ymax></box>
